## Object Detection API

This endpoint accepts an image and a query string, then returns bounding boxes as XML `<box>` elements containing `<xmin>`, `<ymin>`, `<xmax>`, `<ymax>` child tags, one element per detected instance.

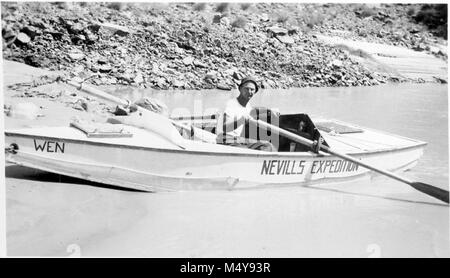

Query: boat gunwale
<box><xmin>5</xmin><ymin>131</ymin><xmax>428</xmax><ymax>158</ymax></box>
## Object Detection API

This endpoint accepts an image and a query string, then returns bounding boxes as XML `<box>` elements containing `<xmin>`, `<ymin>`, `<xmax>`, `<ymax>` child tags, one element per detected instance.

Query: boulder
<box><xmin>69</xmin><ymin>22</ymin><xmax>84</xmax><ymax>34</ymax></box>
<box><xmin>134</xmin><ymin>72</ymin><xmax>144</xmax><ymax>84</ymax></box>
<box><xmin>223</xmin><ymin>68</ymin><xmax>235</xmax><ymax>76</ymax></box>
<box><xmin>276</xmin><ymin>35</ymin><xmax>294</xmax><ymax>45</ymax></box>
<box><xmin>220</xmin><ymin>17</ymin><xmax>231</xmax><ymax>26</ymax></box>
<box><xmin>331</xmin><ymin>59</ymin><xmax>343</xmax><ymax>68</ymax></box>
<box><xmin>97</xmin><ymin>22</ymin><xmax>132</xmax><ymax>36</ymax></box>
<box><xmin>71</xmin><ymin>34</ymin><xmax>86</xmax><ymax>44</ymax></box>
<box><xmin>183</xmin><ymin>56</ymin><xmax>194</xmax><ymax>65</ymax></box>
<box><xmin>29</xmin><ymin>19</ymin><xmax>48</xmax><ymax>29</ymax></box>
<box><xmin>260</xmin><ymin>81</ymin><xmax>270</xmax><ymax>89</ymax></box>
<box><xmin>2</xmin><ymin>27</ymin><xmax>17</xmax><ymax>46</ymax></box>
<box><xmin>119</xmin><ymin>72</ymin><xmax>134</xmax><ymax>83</ymax></box>
<box><xmin>172</xmin><ymin>79</ymin><xmax>185</xmax><ymax>87</ymax></box>
<box><xmin>217</xmin><ymin>82</ymin><xmax>232</xmax><ymax>90</ymax></box>
<box><xmin>68</xmin><ymin>49</ymin><xmax>85</xmax><ymax>61</ymax></box>
<box><xmin>260</xmin><ymin>13</ymin><xmax>270</xmax><ymax>22</ymax></box>
<box><xmin>232</xmin><ymin>71</ymin><xmax>244</xmax><ymax>80</ymax></box>
<box><xmin>193</xmin><ymin>60</ymin><xmax>208</xmax><ymax>68</ymax></box>
<box><xmin>21</xmin><ymin>25</ymin><xmax>41</xmax><ymax>39</ymax></box>
<box><xmin>72</xmin><ymin>99</ymin><xmax>89</xmax><ymax>111</ymax></box>
<box><xmin>266</xmin><ymin>79</ymin><xmax>277</xmax><ymax>88</ymax></box>
<box><xmin>205</xmin><ymin>71</ymin><xmax>217</xmax><ymax>79</ymax></box>
<box><xmin>98</xmin><ymin>64</ymin><xmax>112</xmax><ymax>73</ymax></box>
<box><xmin>71</xmin><ymin>65</ymin><xmax>85</xmax><ymax>76</ymax></box>
<box><xmin>154</xmin><ymin>77</ymin><xmax>168</xmax><ymax>88</ymax></box>
<box><xmin>15</xmin><ymin>32</ymin><xmax>31</xmax><ymax>44</ymax></box>
<box><xmin>267</xmin><ymin>26</ymin><xmax>288</xmax><ymax>36</ymax></box>
<box><xmin>412</xmin><ymin>43</ymin><xmax>427</xmax><ymax>51</ymax></box>
<box><xmin>82</xmin><ymin>29</ymin><xmax>97</xmax><ymax>41</ymax></box>
<box><xmin>47</xmin><ymin>30</ymin><xmax>64</xmax><ymax>40</ymax></box>
<box><xmin>97</xmin><ymin>57</ymin><xmax>109</xmax><ymax>64</ymax></box>
<box><xmin>165</xmin><ymin>68</ymin><xmax>178</xmax><ymax>75</ymax></box>
<box><xmin>88</xmin><ymin>22</ymin><xmax>101</xmax><ymax>33</ymax></box>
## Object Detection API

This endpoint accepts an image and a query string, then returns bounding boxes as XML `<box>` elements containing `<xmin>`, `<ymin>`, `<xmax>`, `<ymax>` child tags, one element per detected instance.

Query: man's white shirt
<box><xmin>216</xmin><ymin>98</ymin><xmax>252</xmax><ymax>137</ymax></box>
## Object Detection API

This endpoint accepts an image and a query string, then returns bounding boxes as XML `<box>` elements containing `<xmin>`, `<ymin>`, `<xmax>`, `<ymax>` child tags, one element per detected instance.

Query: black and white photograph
<box><xmin>1</xmin><ymin>1</ymin><xmax>448</xmax><ymax>259</ymax></box>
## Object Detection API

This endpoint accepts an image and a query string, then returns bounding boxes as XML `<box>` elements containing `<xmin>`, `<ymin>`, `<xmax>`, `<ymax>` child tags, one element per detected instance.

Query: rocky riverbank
<box><xmin>2</xmin><ymin>2</ymin><xmax>448</xmax><ymax>90</ymax></box>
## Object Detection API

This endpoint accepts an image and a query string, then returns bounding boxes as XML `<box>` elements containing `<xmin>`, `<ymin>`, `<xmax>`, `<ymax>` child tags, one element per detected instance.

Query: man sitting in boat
<box><xmin>216</xmin><ymin>77</ymin><xmax>276</xmax><ymax>151</ymax></box>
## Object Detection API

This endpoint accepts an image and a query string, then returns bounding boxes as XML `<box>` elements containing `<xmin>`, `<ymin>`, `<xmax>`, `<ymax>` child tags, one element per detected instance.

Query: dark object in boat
<box><xmin>244</xmin><ymin>107</ymin><xmax>328</xmax><ymax>152</ymax></box>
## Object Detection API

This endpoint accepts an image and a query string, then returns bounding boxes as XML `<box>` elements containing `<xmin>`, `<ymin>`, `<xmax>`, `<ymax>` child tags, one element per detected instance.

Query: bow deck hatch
<box><xmin>316</xmin><ymin>121</ymin><xmax>363</xmax><ymax>134</ymax></box>
<box><xmin>70</xmin><ymin>121</ymin><xmax>133</xmax><ymax>138</ymax></box>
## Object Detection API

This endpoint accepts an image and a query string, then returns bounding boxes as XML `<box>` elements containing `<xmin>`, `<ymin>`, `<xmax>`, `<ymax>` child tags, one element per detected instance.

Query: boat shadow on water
<box><xmin>5</xmin><ymin>165</ymin><xmax>145</xmax><ymax>193</ymax></box>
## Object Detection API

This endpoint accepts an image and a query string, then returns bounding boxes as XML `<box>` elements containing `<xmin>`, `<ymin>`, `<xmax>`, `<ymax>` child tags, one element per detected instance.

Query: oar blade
<box><xmin>410</xmin><ymin>182</ymin><xmax>449</xmax><ymax>204</ymax></box>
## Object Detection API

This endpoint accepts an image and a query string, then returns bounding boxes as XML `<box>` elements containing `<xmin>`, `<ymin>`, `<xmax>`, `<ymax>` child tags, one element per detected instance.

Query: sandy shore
<box><xmin>3</xmin><ymin>61</ymin><xmax>109</xmax><ymax>130</ymax></box>
<box><xmin>317</xmin><ymin>35</ymin><xmax>448</xmax><ymax>82</ymax></box>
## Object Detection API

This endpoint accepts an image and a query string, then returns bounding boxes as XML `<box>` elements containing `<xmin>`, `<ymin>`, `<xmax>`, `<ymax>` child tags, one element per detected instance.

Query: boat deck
<box><xmin>316</xmin><ymin>119</ymin><xmax>426</xmax><ymax>154</ymax></box>
<box><xmin>6</xmin><ymin>118</ymin><xmax>426</xmax><ymax>156</ymax></box>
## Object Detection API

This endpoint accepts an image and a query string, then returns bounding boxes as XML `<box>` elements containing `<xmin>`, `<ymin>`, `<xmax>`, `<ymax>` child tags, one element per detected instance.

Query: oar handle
<box><xmin>66</xmin><ymin>79</ymin><xmax>129</xmax><ymax>107</ymax></box>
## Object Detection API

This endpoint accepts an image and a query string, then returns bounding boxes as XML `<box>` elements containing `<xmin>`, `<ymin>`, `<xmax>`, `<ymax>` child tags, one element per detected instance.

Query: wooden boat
<box><xmin>4</xmin><ymin>110</ymin><xmax>427</xmax><ymax>192</ymax></box>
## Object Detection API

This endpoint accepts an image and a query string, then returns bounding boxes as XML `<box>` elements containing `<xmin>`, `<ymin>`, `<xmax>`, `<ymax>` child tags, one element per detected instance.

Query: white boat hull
<box><xmin>5</xmin><ymin>123</ymin><xmax>426</xmax><ymax>192</ymax></box>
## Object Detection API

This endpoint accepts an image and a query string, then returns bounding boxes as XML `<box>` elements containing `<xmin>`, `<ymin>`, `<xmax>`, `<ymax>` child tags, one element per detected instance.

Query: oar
<box><xmin>65</xmin><ymin>79</ymin><xmax>195</xmax><ymax>129</ymax></box>
<box><xmin>66</xmin><ymin>79</ymin><xmax>219</xmax><ymax>145</ymax></box>
<box><xmin>65</xmin><ymin>79</ymin><xmax>194</xmax><ymax>149</ymax></box>
<box><xmin>67</xmin><ymin>78</ymin><xmax>190</xmax><ymax>126</ymax></box>
<box><xmin>251</xmin><ymin>118</ymin><xmax>449</xmax><ymax>204</ymax></box>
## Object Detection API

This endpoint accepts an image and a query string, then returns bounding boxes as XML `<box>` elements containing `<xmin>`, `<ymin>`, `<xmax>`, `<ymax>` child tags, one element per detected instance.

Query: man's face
<box><xmin>239</xmin><ymin>82</ymin><xmax>257</xmax><ymax>101</ymax></box>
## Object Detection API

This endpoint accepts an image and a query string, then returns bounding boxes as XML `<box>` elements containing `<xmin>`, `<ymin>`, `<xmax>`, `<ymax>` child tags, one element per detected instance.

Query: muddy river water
<box><xmin>6</xmin><ymin>83</ymin><xmax>449</xmax><ymax>257</ymax></box>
